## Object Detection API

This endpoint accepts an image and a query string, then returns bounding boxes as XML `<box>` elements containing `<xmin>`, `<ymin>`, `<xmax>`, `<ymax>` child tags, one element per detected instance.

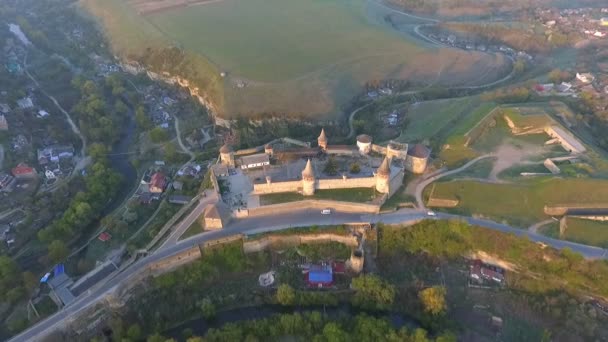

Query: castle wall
<box><xmin>253</xmin><ymin>180</ymin><xmax>301</xmax><ymax>194</ymax></box>
<box><xmin>317</xmin><ymin>177</ymin><xmax>375</xmax><ymax>190</ymax></box>
<box><xmin>247</xmin><ymin>200</ymin><xmax>381</xmax><ymax>216</ymax></box>
<box><xmin>371</xmin><ymin>144</ymin><xmax>386</xmax><ymax>154</ymax></box>
<box><xmin>243</xmin><ymin>234</ymin><xmax>358</xmax><ymax>253</ymax></box>
<box><xmin>253</xmin><ymin>177</ymin><xmax>377</xmax><ymax>194</ymax></box>
<box><xmin>388</xmin><ymin>169</ymin><xmax>405</xmax><ymax>197</ymax></box>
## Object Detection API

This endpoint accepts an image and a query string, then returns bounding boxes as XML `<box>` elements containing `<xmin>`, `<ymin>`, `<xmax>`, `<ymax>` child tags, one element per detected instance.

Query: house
<box><xmin>172</xmin><ymin>180</ymin><xmax>183</xmax><ymax>191</ymax></box>
<box><xmin>0</xmin><ymin>115</ymin><xmax>7</xmax><ymax>131</ymax></box>
<box><xmin>149</xmin><ymin>172</ymin><xmax>167</xmax><ymax>193</ymax></box>
<box><xmin>11</xmin><ymin>163</ymin><xmax>36</xmax><ymax>179</ymax></box>
<box><xmin>45</xmin><ymin>170</ymin><xmax>57</xmax><ymax>180</ymax></box>
<box><xmin>239</xmin><ymin>153</ymin><xmax>270</xmax><ymax>170</ymax></box>
<box><xmin>556</xmin><ymin>82</ymin><xmax>573</xmax><ymax>92</ymax></box>
<box><xmin>576</xmin><ymin>72</ymin><xmax>595</xmax><ymax>84</ymax></box>
<box><xmin>0</xmin><ymin>173</ymin><xmax>15</xmax><ymax>192</ymax></box>
<box><xmin>16</xmin><ymin>97</ymin><xmax>33</xmax><ymax>109</ymax></box>
<box><xmin>0</xmin><ymin>103</ymin><xmax>10</xmax><ymax>114</ymax></box>
<box><xmin>37</xmin><ymin>110</ymin><xmax>50</xmax><ymax>118</ymax></box>
<box><xmin>37</xmin><ymin>145</ymin><xmax>75</xmax><ymax>165</ymax></box>
<box><xmin>306</xmin><ymin>265</ymin><xmax>334</xmax><ymax>288</ymax></box>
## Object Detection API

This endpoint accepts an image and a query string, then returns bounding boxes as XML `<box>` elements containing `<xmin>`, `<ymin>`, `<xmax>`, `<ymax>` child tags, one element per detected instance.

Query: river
<box><xmin>163</xmin><ymin>304</ymin><xmax>420</xmax><ymax>339</ymax></box>
<box><xmin>102</xmin><ymin>102</ymin><xmax>138</xmax><ymax>215</ymax></box>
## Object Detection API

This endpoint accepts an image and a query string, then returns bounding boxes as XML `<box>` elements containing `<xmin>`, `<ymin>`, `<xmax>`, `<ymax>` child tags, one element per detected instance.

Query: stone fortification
<box><xmin>247</xmin><ymin>199</ymin><xmax>382</xmax><ymax>215</ymax></box>
<box><xmin>243</xmin><ymin>233</ymin><xmax>358</xmax><ymax>253</ymax></box>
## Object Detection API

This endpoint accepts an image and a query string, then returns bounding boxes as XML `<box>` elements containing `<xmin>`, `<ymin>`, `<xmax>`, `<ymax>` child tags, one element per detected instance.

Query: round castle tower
<box><xmin>301</xmin><ymin>159</ymin><xmax>316</xmax><ymax>196</ymax></box>
<box><xmin>318</xmin><ymin>128</ymin><xmax>328</xmax><ymax>151</ymax></box>
<box><xmin>219</xmin><ymin>144</ymin><xmax>235</xmax><ymax>167</ymax></box>
<box><xmin>375</xmin><ymin>156</ymin><xmax>391</xmax><ymax>194</ymax></box>
<box><xmin>405</xmin><ymin>144</ymin><xmax>430</xmax><ymax>175</ymax></box>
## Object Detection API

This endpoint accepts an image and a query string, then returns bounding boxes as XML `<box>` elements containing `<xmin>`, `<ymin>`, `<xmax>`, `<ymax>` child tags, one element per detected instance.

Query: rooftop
<box><xmin>240</xmin><ymin>153</ymin><xmax>270</xmax><ymax>166</ymax></box>
<box><xmin>219</xmin><ymin>144</ymin><xmax>233</xmax><ymax>154</ymax></box>
<box><xmin>356</xmin><ymin>134</ymin><xmax>372</xmax><ymax>144</ymax></box>
<box><xmin>407</xmin><ymin>144</ymin><xmax>430</xmax><ymax>158</ymax></box>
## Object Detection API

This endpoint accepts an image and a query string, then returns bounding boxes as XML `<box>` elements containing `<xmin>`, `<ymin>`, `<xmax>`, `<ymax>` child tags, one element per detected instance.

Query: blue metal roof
<box><xmin>308</xmin><ymin>270</ymin><xmax>333</xmax><ymax>283</ymax></box>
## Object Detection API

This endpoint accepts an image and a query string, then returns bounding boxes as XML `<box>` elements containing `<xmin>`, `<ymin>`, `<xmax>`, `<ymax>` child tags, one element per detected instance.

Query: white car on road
<box><xmin>321</xmin><ymin>209</ymin><xmax>332</xmax><ymax>215</ymax></box>
<box><xmin>427</xmin><ymin>211</ymin><xmax>436</xmax><ymax>217</ymax></box>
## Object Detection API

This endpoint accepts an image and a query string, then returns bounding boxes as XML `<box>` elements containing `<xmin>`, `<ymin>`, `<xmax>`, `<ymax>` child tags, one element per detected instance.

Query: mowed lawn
<box><xmin>563</xmin><ymin>218</ymin><xmax>608</xmax><ymax>248</ymax></box>
<box><xmin>426</xmin><ymin>178</ymin><xmax>608</xmax><ymax>226</ymax></box>
<box><xmin>145</xmin><ymin>0</ymin><xmax>421</xmax><ymax>82</ymax></box>
<box><xmin>260</xmin><ymin>187</ymin><xmax>378</xmax><ymax>205</ymax></box>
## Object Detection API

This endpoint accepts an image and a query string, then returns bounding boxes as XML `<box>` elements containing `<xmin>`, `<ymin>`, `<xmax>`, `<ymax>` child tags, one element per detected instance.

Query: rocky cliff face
<box><xmin>121</xmin><ymin>61</ymin><xmax>218</xmax><ymax>116</ymax></box>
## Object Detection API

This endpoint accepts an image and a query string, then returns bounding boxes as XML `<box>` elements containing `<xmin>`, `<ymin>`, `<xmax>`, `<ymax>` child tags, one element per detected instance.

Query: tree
<box><xmin>200</xmin><ymin>297</ymin><xmax>216</xmax><ymax>319</ymax></box>
<box><xmin>351</xmin><ymin>275</ymin><xmax>395</xmax><ymax>310</ymax></box>
<box><xmin>47</xmin><ymin>240</ymin><xmax>69</xmax><ymax>264</ymax></box>
<box><xmin>22</xmin><ymin>271</ymin><xmax>38</xmax><ymax>295</ymax></box>
<box><xmin>276</xmin><ymin>284</ymin><xmax>296</xmax><ymax>306</ymax></box>
<box><xmin>323</xmin><ymin>157</ymin><xmax>338</xmax><ymax>176</ymax></box>
<box><xmin>419</xmin><ymin>286</ymin><xmax>447</xmax><ymax>316</ymax></box>
<box><xmin>135</xmin><ymin>106</ymin><xmax>153</xmax><ymax>131</ymax></box>
<box><xmin>321</xmin><ymin>323</ymin><xmax>350</xmax><ymax>342</ymax></box>
<box><xmin>513</xmin><ymin>59</ymin><xmax>526</xmax><ymax>74</ymax></box>
<box><xmin>150</xmin><ymin>127</ymin><xmax>169</xmax><ymax>143</ymax></box>
<box><xmin>127</xmin><ymin>323</ymin><xmax>142</xmax><ymax>340</ymax></box>
<box><xmin>349</xmin><ymin>163</ymin><xmax>361</xmax><ymax>174</ymax></box>
<box><xmin>146</xmin><ymin>333</ymin><xmax>166</xmax><ymax>342</ymax></box>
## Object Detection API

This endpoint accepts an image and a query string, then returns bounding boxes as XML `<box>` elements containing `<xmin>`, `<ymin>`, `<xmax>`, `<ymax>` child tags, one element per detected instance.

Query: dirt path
<box><xmin>415</xmin><ymin>154</ymin><xmax>496</xmax><ymax>209</ymax></box>
<box><xmin>528</xmin><ymin>219</ymin><xmax>555</xmax><ymax>234</ymax></box>
<box><xmin>488</xmin><ymin>142</ymin><xmax>548</xmax><ymax>181</ymax></box>
<box><xmin>23</xmin><ymin>53</ymin><xmax>87</xmax><ymax>160</ymax></box>
<box><xmin>173</xmin><ymin>115</ymin><xmax>195</xmax><ymax>160</ymax></box>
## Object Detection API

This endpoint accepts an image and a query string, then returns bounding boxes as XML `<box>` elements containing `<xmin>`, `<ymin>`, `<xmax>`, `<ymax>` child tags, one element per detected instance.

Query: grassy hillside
<box><xmin>427</xmin><ymin>178</ymin><xmax>608</xmax><ymax>226</ymax></box>
<box><xmin>81</xmin><ymin>0</ymin><xmax>510</xmax><ymax>118</ymax></box>
<box><xmin>80</xmin><ymin>0</ymin><xmax>225</xmax><ymax>114</ymax></box>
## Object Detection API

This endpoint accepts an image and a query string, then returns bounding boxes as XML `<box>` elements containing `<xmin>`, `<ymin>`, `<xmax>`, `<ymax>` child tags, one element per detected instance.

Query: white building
<box><xmin>356</xmin><ymin>134</ymin><xmax>372</xmax><ymax>154</ymax></box>
<box><xmin>576</xmin><ymin>72</ymin><xmax>595</xmax><ymax>84</ymax></box>
<box><xmin>544</xmin><ymin>126</ymin><xmax>586</xmax><ymax>153</ymax></box>
<box><xmin>239</xmin><ymin>153</ymin><xmax>270</xmax><ymax>170</ymax></box>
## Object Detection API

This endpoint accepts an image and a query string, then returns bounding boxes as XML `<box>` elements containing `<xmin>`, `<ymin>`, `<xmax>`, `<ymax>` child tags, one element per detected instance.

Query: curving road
<box><xmin>9</xmin><ymin>205</ymin><xmax>608</xmax><ymax>342</ymax></box>
<box><xmin>414</xmin><ymin>154</ymin><xmax>496</xmax><ymax>209</ymax></box>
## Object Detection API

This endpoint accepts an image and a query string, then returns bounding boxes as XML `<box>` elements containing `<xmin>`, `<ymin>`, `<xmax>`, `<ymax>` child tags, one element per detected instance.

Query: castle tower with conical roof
<box><xmin>301</xmin><ymin>159</ymin><xmax>316</xmax><ymax>196</ymax></box>
<box><xmin>318</xmin><ymin>128</ymin><xmax>328</xmax><ymax>151</ymax></box>
<box><xmin>375</xmin><ymin>156</ymin><xmax>391</xmax><ymax>194</ymax></box>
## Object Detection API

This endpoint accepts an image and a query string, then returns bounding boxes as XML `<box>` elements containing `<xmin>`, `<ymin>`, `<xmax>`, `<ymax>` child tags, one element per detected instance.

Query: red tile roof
<box><xmin>150</xmin><ymin>172</ymin><xmax>166</xmax><ymax>190</ymax></box>
<box><xmin>11</xmin><ymin>163</ymin><xmax>35</xmax><ymax>177</ymax></box>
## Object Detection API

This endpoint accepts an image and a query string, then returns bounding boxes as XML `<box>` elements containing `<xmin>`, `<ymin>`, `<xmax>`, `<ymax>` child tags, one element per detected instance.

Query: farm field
<box><xmin>425</xmin><ymin>178</ymin><xmax>608</xmax><ymax>226</ymax></box>
<box><xmin>82</xmin><ymin>0</ymin><xmax>512</xmax><ymax>117</ymax></box>
<box><xmin>397</xmin><ymin>97</ymin><xmax>479</xmax><ymax>142</ymax></box>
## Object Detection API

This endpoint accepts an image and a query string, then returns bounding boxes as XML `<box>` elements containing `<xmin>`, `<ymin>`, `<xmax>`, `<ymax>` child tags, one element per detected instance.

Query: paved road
<box><xmin>160</xmin><ymin>192</ymin><xmax>218</xmax><ymax>247</ymax></box>
<box><xmin>10</xmin><ymin>207</ymin><xmax>608</xmax><ymax>342</ymax></box>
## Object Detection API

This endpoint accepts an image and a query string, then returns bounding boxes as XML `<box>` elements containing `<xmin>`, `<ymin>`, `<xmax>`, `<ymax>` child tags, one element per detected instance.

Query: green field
<box><xmin>398</xmin><ymin>97</ymin><xmax>478</xmax><ymax>142</ymax></box>
<box><xmin>146</xmin><ymin>0</ymin><xmax>423</xmax><ymax>82</ymax></box>
<box><xmin>563</xmin><ymin>218</ymin><xmax>608</xmax><ymax>248</ymax></box>
<box><xmin>426</xmin><ymin>178</ymin><xmax>608</xmax><ymax>226</ymax></box>
<box><xmin>83</xmin><ymin>0</ymin><xmax>510</xmax><ymax>117</ymax></box>
<box><xmin>260</xmin><ymin>187</ymin><xmax>378</xmax><ymax>205</ymax></box>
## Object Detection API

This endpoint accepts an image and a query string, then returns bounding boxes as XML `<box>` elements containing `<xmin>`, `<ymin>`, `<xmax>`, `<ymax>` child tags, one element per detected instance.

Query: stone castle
<box><xmin>217</xmin><ymin>129</ymin><xmax>430</xmax><ymax>200</ymax></box>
